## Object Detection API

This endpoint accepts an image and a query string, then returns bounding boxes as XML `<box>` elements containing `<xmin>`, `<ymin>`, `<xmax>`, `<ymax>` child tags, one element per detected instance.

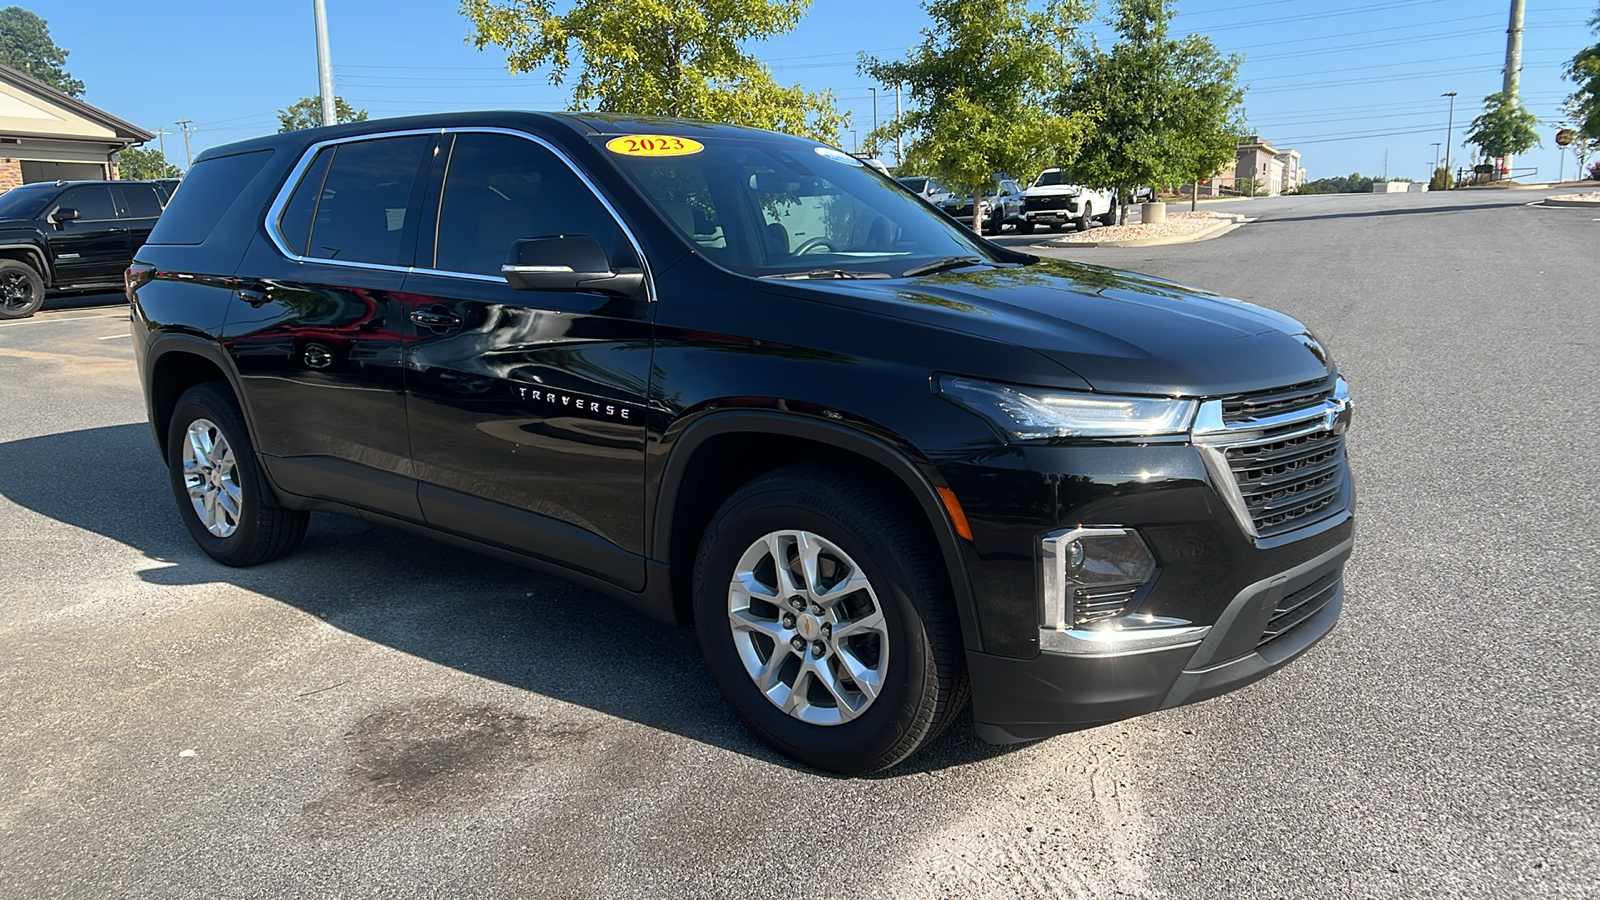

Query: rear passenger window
<box><xmin>432</xmin><ymin>132</ymin><xmax>621</xmax><ymax>277</ymax></box>
<box><xmin>304</xmin><ymin>136</ymin><xmax>429</xmax><ymax>266</ymax></box>
<box><xmin>276</xmin><ymin>148</ymin><xmax>333</xmax><ymax>257</ymax></box>
<box><xmin>56</xmin><ymin>186</ymin><xmax>116</xmax><ymax>221</ymax></box>
<box><xmin>147</xmin><ymin>149</ymin><xmax>273</xmax><ymax>245</ymax></box>
<box><xmin>113</xmin><ymin>184</ymin><xmax>164</xmax><ymax>218</ymax></box>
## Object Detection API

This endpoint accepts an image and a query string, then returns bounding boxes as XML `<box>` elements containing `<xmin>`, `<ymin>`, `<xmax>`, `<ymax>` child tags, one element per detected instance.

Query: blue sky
<box><xmin>30</xmin><ymin>0</ymin><xmax>1599</xmax><ymax>183</ymax></box>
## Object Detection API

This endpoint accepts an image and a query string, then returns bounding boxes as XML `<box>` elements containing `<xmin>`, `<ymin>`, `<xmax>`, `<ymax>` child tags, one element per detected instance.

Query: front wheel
<box><xmin>1017</xmin><ymin>220</ymin><xmax>1035</xmax><ymax>235</ymax></box>
<box><xmin>0</xmin><ymin>259</ymin><xmax>45</xmax><ymax>320</ymax></box>
<box><xmin>1076</xmin><ymin>204</ymin><xmax>1093</xmax><ymax>232</ymax></box>
<box><xmin>167</xmin><ymin>382</ymin><xmax>308</xmax><ymax>567</ymax></box>
<box><xmin>693</xmin><ymin>465</ymin><xmax>967</xmax><ymax>774</ymax></box>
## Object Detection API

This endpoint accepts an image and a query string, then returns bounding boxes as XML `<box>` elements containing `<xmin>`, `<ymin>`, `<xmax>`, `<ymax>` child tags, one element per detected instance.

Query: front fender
<box><xmin>653</xmin><ymin>409</ymin><xmax>984</xmax><ymax>653</ymax></box>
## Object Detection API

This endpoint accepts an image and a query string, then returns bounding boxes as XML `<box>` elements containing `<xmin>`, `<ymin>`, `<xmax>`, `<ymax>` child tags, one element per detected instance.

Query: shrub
<box><xmin>1590</xmin><ymin>161</ymin><xmax>1600</xmax><ymax>180</ymax></box>
<box><xmin>1428</xmin><ymin>166</ymin><xmax>1454</xmax><ymax>191</ymax></box>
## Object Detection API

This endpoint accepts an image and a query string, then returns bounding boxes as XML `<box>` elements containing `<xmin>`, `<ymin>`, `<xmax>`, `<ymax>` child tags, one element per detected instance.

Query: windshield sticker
<box><xmin>814</xmin><ymin>147</ymin><xmax>864</xmax><ymax>166</ymax></box>
<box><xmin>606</xmin><ymin>136</ymin><xmax>704</xmax><ymax>157</ymax></box>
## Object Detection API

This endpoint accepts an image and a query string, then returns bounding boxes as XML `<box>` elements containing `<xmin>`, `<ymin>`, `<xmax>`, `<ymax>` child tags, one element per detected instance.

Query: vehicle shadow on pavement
<box><xmin>0</xmin><ymin>423</ymin><xmax>1029</xmax><ymax>776</ymax></box>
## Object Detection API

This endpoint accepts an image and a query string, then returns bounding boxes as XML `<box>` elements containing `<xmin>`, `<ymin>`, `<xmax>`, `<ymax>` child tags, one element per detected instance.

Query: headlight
<box><xmin>937</xmin><ymin>375</ymin><xmax>1197</xmax><ymax>441</ymax></box>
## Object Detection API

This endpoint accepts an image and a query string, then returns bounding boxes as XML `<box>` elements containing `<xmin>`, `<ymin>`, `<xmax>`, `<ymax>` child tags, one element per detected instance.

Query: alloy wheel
<box><xmin>727</xmin><ymin>530</ymin><xmax>889</xmax><ymax>726</ymax></box>
<box><xmin>0</xmin><ymin>270</ymin><xmax>35</xmax><ymax>310</ymax></box>
<box><xmin>181</xmin><ymin>418</ymin><xmax>243</xmax><ymax>538</ymax></box>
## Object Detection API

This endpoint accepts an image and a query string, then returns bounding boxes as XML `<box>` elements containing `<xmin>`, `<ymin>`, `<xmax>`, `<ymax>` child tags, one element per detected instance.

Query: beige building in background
<box><xmin>1186</xmin><ymin>136</ymin><xmax>1306</xmax><ymax>197</ymax></box>
<box><xmin>0</xmin><ymin>62</ymin><xmax>152</xmax><ymax>192</ymax></box>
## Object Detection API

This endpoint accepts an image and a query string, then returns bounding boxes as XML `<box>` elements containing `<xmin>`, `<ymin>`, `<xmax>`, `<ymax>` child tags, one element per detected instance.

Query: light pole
<box><xmin>1431</xmin><ymin>141</ymin><xmax>1442</xmax><ymax>173</ymax></box>
<box><xmin>314</xmin><ymin>0</ymin><xmax>336</xmax><ymax>127</ymax></box>
<box><xmin>869</xmin><ymin>87</ymin><xmax>878</xmax><ymax>158</ymax></box>
<box><xmin>1441</xmin><ymin>92</ymin><xmax>1457</xmax><ymax>176</ymax></box>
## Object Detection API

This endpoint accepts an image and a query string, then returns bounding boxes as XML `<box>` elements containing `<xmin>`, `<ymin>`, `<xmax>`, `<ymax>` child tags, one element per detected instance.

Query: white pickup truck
<box><xmin>1017</xmin><ymin>169</ymin><xmax>1115</xmax><ymax>234</ymax></box>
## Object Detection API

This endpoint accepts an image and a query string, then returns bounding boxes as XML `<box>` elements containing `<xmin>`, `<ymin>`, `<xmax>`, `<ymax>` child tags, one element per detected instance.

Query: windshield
<box><xmin>1033</xmin><ymin>171</ymin><xmax>1066</xmax><ymax>187</ymax></box>
<box><xmin>0</xmin><ymin>184</ymin><xmax>53</xmax><ymax>219</ymax></box>
<box><xmin>896</xmin><ymin>177</ymin><xmax>928</xmax><ymax>193</ymax></box>
<box><xmin>604</xmin><ymin>135</ymin><xmax>999</xmax><ymax>278</ymax></box>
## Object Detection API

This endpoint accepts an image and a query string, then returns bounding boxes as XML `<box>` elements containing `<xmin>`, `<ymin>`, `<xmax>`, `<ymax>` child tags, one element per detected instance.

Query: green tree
<box><xmin>1428</xmin><ymin>166</ymin><xmax>1454</xmax><ymax>191</ymax></box>
<box><xmin>862</xmin><ymin>0</ymin><xmax>1096</xmax><ymax>232</ymax></box>
<box><xmin>460</xmin><ymin>0</ymin><xmax>845</xmax><ymax>143</ymax></box>
<box><xmin>1464</xmin><ymin>91</ymin><xmax>1542</xmax><ymax>163</ymax></box>
<box><xmin>0</xmin><ymin>7</ymin><xmax>83</xmax><ymax>96</ymax></box>
<box><xmin>1064</xmin><ymin>0</ymin><xmax>1247</xmax><ymax>222</ymax></box>
<box><xmin>118</xmin><ymin>146</ymin><xmax>182</xmax><ymax>180</ymax></box>
<box><xmin>1565</xmin><ymin>7</ymin><xmax>1600</xmax><ymax>143</ymax></box>
<box><xmin>277</xmin><ymin>96</ymin><xmax>369</xmax><ymax>133</ymax></box>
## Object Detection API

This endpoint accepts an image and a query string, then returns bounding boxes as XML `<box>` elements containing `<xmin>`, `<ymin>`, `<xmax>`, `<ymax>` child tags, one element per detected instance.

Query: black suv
<box><xmin>0</xmin><ymin>179</ymin><xmax>171</xmax><ymax>319</ymax></box>
<box><xmin>127</xmin><ymin>113</ymin><xmax>1354</xmax><ymax>773</ymax></box>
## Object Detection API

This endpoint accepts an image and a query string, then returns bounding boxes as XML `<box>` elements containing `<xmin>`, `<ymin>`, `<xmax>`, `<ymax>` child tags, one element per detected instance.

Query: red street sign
<box><xmin>1556</xmin><ymin>129</ymin><xmax>1576</xmax><ymax>147</ymax></box>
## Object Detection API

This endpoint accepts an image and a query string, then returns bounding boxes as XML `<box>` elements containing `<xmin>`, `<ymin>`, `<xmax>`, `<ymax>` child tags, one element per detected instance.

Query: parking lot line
<box><xmin>0</xmin><ymin>313</ymin><xmax>125</xmax><ymax>329</ymax></box>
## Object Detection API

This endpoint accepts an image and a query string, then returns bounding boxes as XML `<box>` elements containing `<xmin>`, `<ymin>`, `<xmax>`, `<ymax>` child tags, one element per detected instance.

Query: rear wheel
<box><xmin>0</xmin><ymin>259</ymin><xmax>45</xmax><ymax>320</ymax></box>
<box><xmin>167</xmin><ymin>382</ymin><xmax>308</xmax><ymax>567</ymax></box>
<box><xmin>693</xmin><ymin>464</ymin><xmax>966</xmax><ymax>774</ymax></box>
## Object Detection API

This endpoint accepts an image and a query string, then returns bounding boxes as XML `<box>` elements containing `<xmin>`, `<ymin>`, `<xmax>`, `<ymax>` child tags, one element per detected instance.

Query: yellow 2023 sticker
<box><xmin>606</xmin><ymin>135</ymin><xmax>705</xmax><ymax>157</ymax></box>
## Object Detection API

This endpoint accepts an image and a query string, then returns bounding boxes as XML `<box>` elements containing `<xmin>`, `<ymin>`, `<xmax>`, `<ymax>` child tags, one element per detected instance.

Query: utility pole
<box><xmin>869</xmin><ymin>87</ymin><xmax>878</xmax><ymax>158</ymax></box>
<box><xmin>1500</xmin><ymin>0</ymin><xmax>1525</xmax><ymax>176</ymax></box>
<box><xmin>1442</xmin><ymin>92</ymin><xmax>1458</xmax><ymax>176</ymax></box>
<box><xmin>1431</xmin><ymin>142</ymin><xmax>1442</xmax><ymax>173</ymax></box>
<box><xmin>895</xmin><ymin>84</ymin><xmax>902</xmax><ymax>166</ymax></box>
<box><xmin>1383</xmin><ymin>148</ymin><xmax>1388</xmax><ymax>182</ymax></box>
<box><xmin>314</xmin><ymin>0</ymin><xmax>337</xmax><ymax>127</ymax></box>
<box><xmin>153</xmin><ymin>128</ymin><xmax>171</xmax><ymax>160</ymax></box>
<box><xmin>852</xmin><ymin>129</ymin><xmax>858</xmax><ymax>155</ymax></box>
<box><xmin>175</xmin><ymin>119</ymin><xmax>195</xmax><ymax>166</ymax></box>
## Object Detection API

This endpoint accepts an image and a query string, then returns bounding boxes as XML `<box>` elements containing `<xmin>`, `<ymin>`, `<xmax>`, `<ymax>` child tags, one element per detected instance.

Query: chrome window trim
<box><xmin>1192</xmin><ymin>377</ymin><xmax>1351</xmax><ymax>539</ymax></box>
<box><xmin>261</xmin><ymin>125</ymin><xmax>657</xmax><ymax>301</ymax></box>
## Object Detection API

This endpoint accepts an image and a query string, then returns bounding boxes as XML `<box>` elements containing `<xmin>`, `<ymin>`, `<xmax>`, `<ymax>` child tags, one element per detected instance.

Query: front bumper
<box><xmin>968</xmin><ymin>524</ymin><xmax>1350</xmax><ymax>743</ymax></box>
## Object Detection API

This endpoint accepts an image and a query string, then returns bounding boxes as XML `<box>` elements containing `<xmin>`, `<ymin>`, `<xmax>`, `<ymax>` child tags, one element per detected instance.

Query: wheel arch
<box><xmin>0</xmin><ymin>242</ymin><xmax>51</xmax><ymax>281</ymax></box>
<box><xmin>654</xmin><ymin>411</ymin><xmax>983</xmax><ymax>652</ymax></box>
<box><xmin>145</xmin><ymin>336</ymin><xmax>251</xmax><ymax>454</ymax></box>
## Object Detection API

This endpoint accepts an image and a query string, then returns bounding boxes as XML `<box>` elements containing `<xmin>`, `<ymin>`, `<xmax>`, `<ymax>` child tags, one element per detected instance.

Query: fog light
<box><xmin>1039</xmin><ymin>528</ymin><xmax>1157</xmax><ymax>630</ymax></box>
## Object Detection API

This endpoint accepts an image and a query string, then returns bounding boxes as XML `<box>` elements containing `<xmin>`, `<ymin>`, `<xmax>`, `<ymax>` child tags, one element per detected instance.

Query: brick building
<box><xmin>0</xmin><ymin>62</ymin><xmax>152</xmax><ymax>193</ymax></box>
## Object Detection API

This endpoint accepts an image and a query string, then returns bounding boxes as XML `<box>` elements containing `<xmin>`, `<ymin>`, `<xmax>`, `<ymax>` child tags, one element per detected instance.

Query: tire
<box><xmin>0</xmin><ymin>258</ymin><xmax>45</xmax><ymax>320</ymax></box>
<box><xmin>984</xmin><ymin>209</ymin><xmax>1005</xmax><ymax>235</ymax></box>
<box><xmin>1098</xmin><ymin>204</ymin><xmax>1118</xmax><ymax>226</ymax></box>
<box><xmin>1017</xmin><ymin>220</ymin><xmax>1035</xmax><ymax>235</ymax></box>
<box><xmin>692</xmin><ymin>464</ymin><xmax>967</xmax><ymax>774</ymax></box>
<box><xmin>1076</xmin><ymin>204</ymin><xmax>1093</xmax><ymax>232</ymax></box>
<box><xmin>166</xmin><ymin>381</ymin><xmax>308</xmax><ymax>567</ymax></box>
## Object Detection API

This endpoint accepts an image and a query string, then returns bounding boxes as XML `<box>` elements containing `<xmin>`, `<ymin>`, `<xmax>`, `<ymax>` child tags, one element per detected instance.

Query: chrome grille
<box><xmin>1192</xmin><ymin>376</ymin><xmax>1352</xmax><ymax>540</ymax></box>
<box><xmin>1225</xmin><ymin>427</ymin><xmax>1346</xmax><ymax>537</ymax></box>
<box><xmin>1258</xmin><ymin>570</ymin><xmax>1340</xmax><ymax>648</ymax></box>
<box><xmin>1220</xmin><ymin>375</ymin><xmax>1335</xmax><ymax>424</ymax></box>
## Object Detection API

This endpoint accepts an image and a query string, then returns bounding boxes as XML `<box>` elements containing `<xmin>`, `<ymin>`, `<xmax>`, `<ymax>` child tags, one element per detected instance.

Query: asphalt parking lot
<box><xmin>1</xmin><ymin>190</ymin><xmax>1595</xmax><ymax>899</ymax></box>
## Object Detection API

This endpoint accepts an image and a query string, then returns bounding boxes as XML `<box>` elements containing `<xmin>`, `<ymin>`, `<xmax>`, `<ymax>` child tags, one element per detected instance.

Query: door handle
<box><xmin>237</xmin><ymin>288</ymin><xmax>270</xmax><ymax>308</ymax></box>
<box><xmin>410</xmin><ymin>307</ymin><xmax>462</xmax><ymax>331</ymax></box>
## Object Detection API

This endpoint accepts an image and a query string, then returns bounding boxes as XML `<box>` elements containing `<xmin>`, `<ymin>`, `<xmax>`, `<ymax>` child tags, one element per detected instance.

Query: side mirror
<box><xmin>52</xmin><ymin>207</ymin><xmax>80</xmax><ymax>224</ymax></box>
<box><xmin>501</xmin><ymin>234</ymin><xmax>643</xmax><ymax>298</ymax></box>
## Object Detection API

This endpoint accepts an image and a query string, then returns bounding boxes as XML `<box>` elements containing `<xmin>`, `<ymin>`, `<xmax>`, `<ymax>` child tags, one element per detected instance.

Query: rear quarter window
<box><xmin>146</xmin><ymin>149</ymin><xmax>274</xmax><ymax>245</ymax></box>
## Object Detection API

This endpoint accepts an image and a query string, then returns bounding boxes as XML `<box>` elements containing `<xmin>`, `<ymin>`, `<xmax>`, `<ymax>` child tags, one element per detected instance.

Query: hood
<box><xmin>760</xmin><ymin>260</ymin><xmax>1332</xmax><ymax>397</ymax></box>
<box><xmin>1023</xmin><ymin>184</ymin><xmax>1083</xmax><ymax>197</ymax></box>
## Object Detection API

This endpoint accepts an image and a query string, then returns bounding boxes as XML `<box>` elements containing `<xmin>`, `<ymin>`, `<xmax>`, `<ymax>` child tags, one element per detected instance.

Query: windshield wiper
<box><xmin>900</xmin><ymin>255</ymin><xmax>989</xmax><ymax>278</ymax></box>
<box><xmin>758</xmin><ymin>268</ymin><xmax>892</xmax><ymax>280</ymax></box>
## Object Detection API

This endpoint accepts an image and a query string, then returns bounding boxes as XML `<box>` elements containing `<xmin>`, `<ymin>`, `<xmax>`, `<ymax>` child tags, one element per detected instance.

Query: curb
<box><xmin>1036</xmin><ymin>214</ymin><xmax>1248</xmax><ymax>249</ymax></box>
<box><xmin>1540</xmin><ymin>196</ymin><xmax>1600</xmax><ymax>208</ymax></box>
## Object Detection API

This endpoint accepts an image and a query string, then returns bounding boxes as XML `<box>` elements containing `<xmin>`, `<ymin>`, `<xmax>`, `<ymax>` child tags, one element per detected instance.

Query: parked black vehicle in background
<box><xmin>0</xmin><ymin>179</ymin><xmax>172</xmax><ymax>319</ymax></box>
<box><xmin>127</xmin><ymin>113</ymin><xmax>1354</xmax><ymax>773</ymax></box>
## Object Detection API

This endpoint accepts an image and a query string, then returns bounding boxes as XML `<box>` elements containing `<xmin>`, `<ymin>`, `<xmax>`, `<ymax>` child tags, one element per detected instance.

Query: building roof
<box><xmin>0</xmin><ymin>62</ymin><xmax>153</xmax><ymax>144</ymax></box>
